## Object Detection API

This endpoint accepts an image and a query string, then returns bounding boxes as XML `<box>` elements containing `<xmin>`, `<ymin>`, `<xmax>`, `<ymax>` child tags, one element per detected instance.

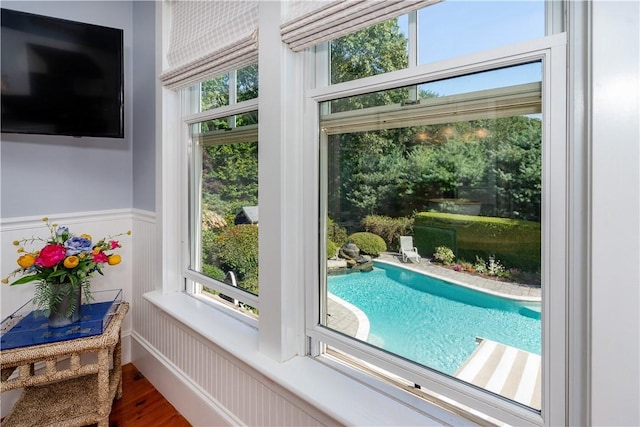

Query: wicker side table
<box><xmin>1</xmin><ymin>302</ymin><xmax>129</xmax><ymax>427</ymax></box>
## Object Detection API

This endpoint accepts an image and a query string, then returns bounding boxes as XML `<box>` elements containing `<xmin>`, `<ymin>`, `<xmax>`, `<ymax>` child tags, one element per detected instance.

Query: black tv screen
<box><xmin>1</xmin><ymin>9</ymin><xmax>124</xmax><ymax>138</ymax></box>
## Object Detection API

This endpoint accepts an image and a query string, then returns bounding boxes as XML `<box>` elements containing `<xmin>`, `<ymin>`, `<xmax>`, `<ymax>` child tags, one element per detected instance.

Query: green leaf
<box><xmin>10</xmin><ymin>273</ymin><xmax>44</xmax><ymax>285</ymax></box>
<box><xmin>49</xmin><ymin>270</ymin><xmax>67</xmax><ymax>278</ymax></box>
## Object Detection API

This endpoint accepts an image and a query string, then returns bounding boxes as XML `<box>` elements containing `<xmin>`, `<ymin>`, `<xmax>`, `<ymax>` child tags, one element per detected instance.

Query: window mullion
<box><xmin>257</xmin><ymin>0</ymin><xmax>306</xmax><ymax>362</ymax></box>
<box><xmin>229</xmin><ymin>70</ymin><xmax>237</xmax><ymax>128</ymax></box>
<box><xmin>408</xmin><ymin>10</ymin><xmax>418</xmax><ymax>101</ymax></box>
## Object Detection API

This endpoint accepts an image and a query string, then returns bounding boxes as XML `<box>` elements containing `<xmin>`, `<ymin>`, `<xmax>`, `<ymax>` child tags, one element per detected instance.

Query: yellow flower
<box><xmin>13</xmin><ymin>240</ymin><xmax>19</xmax><ymax>246</ymax></box>
<box><xmin>64</xmin><ymin>256</ymin><xmax>80</xmax><ymax>268</ymax></box>
<box><xmin>16</xmin><ymin>247</ymin><xmax>24</xmax><ymax>253</ymax></box>
<box><xmin>2</xmin><ymin>278</ymin><xmax>9</xmax><ymax>284</ymax></box>
<box><xmin>107</xmin><ymin>254</ymin><xmax>121</xmax><ymax>266</ymax></box>
<box><xmin>81</xmin><ymin>233</ymin><xmax>92</xmax><ymax>241</ymax></box>
<box><xmin>17</xmin><ymin>254</ymin><xmax>36</xmax><ymax>269</ymax></box>
<box><xmin>42</xmin><ymin>217</ymin><xmax>48</xmax><ymax>222</ymax></box>
<box><xmin>92</xmin><ymin>247</ymin><xmax>101</xmax><ymax>255</ymax></box>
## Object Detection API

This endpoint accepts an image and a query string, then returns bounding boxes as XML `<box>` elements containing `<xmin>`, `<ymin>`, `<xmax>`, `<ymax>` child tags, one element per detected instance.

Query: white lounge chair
<box><xmin>400</xmin><ymin>236</ymin><xmax>421</xmax><ymax>263</ymax></box>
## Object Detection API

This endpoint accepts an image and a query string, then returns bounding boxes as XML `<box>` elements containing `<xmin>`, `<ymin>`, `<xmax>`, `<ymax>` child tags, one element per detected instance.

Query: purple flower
<box><xmin>64</xmin><ymin>236</ymin><xmax>92</xmax><ymax>255</ymax></box>
<box><xmin>57</xmin><ymin>226</ymin><xmax>69</xmax><ymax>235</ymax></box>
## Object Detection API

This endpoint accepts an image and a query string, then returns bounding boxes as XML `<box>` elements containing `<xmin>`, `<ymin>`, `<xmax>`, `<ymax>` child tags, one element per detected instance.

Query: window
<box><xmin>307</xmin><ymin>3</ymin><xmax>567</xmax><ymax>425</ymax></box>
<box><xmin>159</xmin><ymin>1</ymin><xmax>572</xmax><ymax>425</ymax></box>
<box><xmin>182</xmin><ymin>65</ymin><xmax>260</xmax><ymax>314</ymax></box>
<box><xmin>320</xmin><ymin>64</ymin><xmax>543</xmax><ymax>409</ymax></box>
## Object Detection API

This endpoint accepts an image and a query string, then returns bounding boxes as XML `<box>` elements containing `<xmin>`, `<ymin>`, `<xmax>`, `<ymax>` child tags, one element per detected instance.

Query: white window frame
<box><xmin>304</xmin><ymin>32</ymin><xmax>568</xmax><ymax>426</ymax></box>
<box><xmin>181</xmin><ymin>89</ymin><xmax>260</xmax><ymax>310</ymax></box>
<box><xmin>159</xmin><ymin>68</ymin><xmax>260</xmax><ymax>325</ymax></box>
<box><xmin>157</xmin><ymin>0</ymin><xmax>307</xmax><ymax>360</ymax></box>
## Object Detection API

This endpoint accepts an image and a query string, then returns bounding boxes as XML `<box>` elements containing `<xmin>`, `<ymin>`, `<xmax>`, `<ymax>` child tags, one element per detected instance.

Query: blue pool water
<box><xmin>327</xmin><ymin>263</ymin><xmax>541</xmax><ymax>375</ymax></box>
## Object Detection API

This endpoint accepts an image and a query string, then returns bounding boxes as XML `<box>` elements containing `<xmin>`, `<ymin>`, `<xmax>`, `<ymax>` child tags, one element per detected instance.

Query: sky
<box><xmin>398</xmin><ymin>0</ymin><xmax>545</xmax><ymax>96</ymax></box>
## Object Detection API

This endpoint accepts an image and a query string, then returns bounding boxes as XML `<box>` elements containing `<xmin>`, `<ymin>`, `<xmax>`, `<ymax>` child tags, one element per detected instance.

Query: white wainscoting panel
<box><xmin>131</xmin><ymin>213</ymin><xmax>339</xmax><ymax>427</ymax></box>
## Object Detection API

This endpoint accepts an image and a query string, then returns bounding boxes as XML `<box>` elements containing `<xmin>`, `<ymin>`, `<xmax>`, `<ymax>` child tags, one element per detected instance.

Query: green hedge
<box><xmin>414</xmin><ymin>212</ymin><xmax>540</xmax><ymax>271</ymax></box>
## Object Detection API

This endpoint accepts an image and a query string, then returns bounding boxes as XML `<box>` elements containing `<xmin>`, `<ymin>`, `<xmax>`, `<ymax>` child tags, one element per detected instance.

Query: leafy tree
<box><xmin>201</xmin><ymin>74</ymin><xmax>229</xmax><ymax>111</ymax></box>
<box><xmin>343</xmin><ymin>146</ymin><xmax>408</xmax><ymax>216</ymax></box>
<box><xmin>201</xmin><ymin>64</ymin><xmax>258</xmax><ymax>110</ymax></box>
<box><xmin>484</xmin><ymin>116</ymin><xmax>542</xmax><ymax>221</ymax></box>
<box><xmin>199</xmin><ymin>67</ymin><xmax>259</xmax><ymax>218</ymax></box>
<box><xmin>406</xmin><ymin>135</ymin><xmax>488</xmax><ymax>202</ymax></box>
<box><xmin>331</xmin><ymin>20</ymin><xmax>408</xmax><ymax>85</ymax></box>
<box><xmin>328</xmin><ymin>19</ymin><xmax>411</xmax><ymax>226</ymax></box>
<box><xmin>327</xmin><ymin>17</ymin><xmax>543</xmax><ymax>227</ymax></box>
<box><xmin>237</xmin><ymin>64</ymin><xmax>258</xmax><ymax>101</ymax></box>
<box><xmin>202</xmin><ymin>141</ymin><xmax>258</xmax><ymax>216</ymax></box>
<box><xmin>198</xmin><ymin>66</ymin><xmax>260</xmax><ymax>290</ymax></box>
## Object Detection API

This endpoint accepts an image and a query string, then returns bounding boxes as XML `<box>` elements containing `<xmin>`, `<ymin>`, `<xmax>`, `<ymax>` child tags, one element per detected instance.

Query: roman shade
<box><xmin>160</xmin><ymin>0</ymin><xmax>258</xmax><ymax>90</ymax></box>
<box><xmin>281</xmin><ymin>0</ymin><xmax>441</xmax><ymax>52</ymax></box>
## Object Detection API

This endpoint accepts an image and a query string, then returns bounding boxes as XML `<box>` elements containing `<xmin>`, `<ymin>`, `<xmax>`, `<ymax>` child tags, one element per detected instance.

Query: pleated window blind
<box><xmin>281</xmin><ymin>0</ymin><xmax>441</xmax><ymax>52</ymax></box>
<box><xmin>160</xmin><ymin>0</ymin><xmax>258</xmax><ymax>90</ymax></box>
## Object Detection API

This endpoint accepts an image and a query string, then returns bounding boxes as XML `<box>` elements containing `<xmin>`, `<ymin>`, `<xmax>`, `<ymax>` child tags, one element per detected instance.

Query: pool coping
<box><xmin>327</xmin><ymin>293</ymin><xmax>370</xmax><ymax>341</ymax></box>
<box><xmin>375</xmin><ymin>253</ymin><xmax>542</xmax><ymax>303</ymax></box>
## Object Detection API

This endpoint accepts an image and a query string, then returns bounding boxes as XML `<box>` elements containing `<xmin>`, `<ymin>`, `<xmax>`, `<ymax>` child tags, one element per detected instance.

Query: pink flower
<box><xmin>92</xmin><ymin>252</ymin><xmax>109</xmax><ymax>263</ymax></box>
<box><xmin>35</xmin><ymin>244</ymin><xmax>67</xmax><ymax>268</ymax></box>
<box><xmin>109</xmin><ymin>240</ymin><xmax>120</xmax><ymax>250</ymax></box>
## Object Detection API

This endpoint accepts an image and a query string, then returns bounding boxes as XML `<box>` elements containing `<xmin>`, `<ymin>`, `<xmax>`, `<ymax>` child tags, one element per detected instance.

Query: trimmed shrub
<box><xmin>214</xmin><ymin>225</ymin><xmax>259</xmax><ymax>293</ymax></box>
<box><xmin>361</xmin><ymin>215</ymin><xmax>413</xmax><ymax>252</ymax></box>
<box><xmin>328</xmin><ymin>217</ymin><xmax>348</xmax><ymax>246</ymax></box>
<box><xmin>202</xmin><ymin>264</ymin><xmax>226</xmax><ymax>281</ymax></box>
<box><xmin>327</xmin><ymin>239</ymin><xmax>339</xmax><ymax>259</ymax></box>
<box><xmin>348</xmin><ymin>232</ymin><xmax>387</xmax><ymax>257</ymax></box>
<box><xmin>414</xmin><ymin>212</ymin><xmax>540</xmax><ymax>271</ymax></box>
<box><xmin>433</xmin><ymin>246</ymin><xmax>455</xmax><ymax>265</ymax></box>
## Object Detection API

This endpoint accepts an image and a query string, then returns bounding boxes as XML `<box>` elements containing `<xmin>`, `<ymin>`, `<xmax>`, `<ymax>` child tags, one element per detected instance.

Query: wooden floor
<box><xmin>103</xmin><ymin>363</ymin><xmax>191</xmax><ymax>427</ymax></box>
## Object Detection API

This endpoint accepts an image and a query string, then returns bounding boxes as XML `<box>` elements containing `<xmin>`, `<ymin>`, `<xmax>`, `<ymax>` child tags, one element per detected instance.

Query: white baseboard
<box><xmin>121</xmin><ymin>330</ymin><xmax>132</xmax><ymax>365</ymax></box>
<box><xmin>130</xmin><ymin>332</ymin><xmax>242</xmax><ymax>427</ymax></box>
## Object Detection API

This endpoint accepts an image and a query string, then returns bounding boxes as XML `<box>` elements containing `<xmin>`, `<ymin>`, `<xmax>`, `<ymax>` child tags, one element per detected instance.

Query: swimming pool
<box><xmin>327</xmin><ymin>262</ymin><xmax>541</xmax><ymax>375</ymax></box>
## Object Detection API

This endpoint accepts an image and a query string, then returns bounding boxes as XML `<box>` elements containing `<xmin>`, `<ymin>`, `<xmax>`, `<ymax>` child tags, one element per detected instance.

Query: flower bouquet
<box><xmin>3</xmin><ymin>217</ymin><xmax>130</xmax><ymax>326</ymax></box>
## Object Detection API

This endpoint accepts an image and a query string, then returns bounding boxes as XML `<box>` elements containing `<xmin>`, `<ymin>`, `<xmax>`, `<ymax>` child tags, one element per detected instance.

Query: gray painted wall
<box><xmin>0</xmin><ymin>1</ymin><xmax>156</xmax><ymax>218</ymax></box>
<box><xmin>132</xmin><ymin>1</ymin><xmax>156</xmax><ymax>212</ymax></box>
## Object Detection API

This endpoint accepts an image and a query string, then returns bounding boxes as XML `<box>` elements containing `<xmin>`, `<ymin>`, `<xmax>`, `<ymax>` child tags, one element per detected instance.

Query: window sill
<box><xmin>143</xmin><ymin>290</ymin><xmax>473</xmax><ymax>426</ymax></box>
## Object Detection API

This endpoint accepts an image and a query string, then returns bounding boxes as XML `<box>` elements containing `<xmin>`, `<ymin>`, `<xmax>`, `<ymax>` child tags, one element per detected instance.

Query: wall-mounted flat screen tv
<box><xmin>1</xmin><ymin>8</ymin><xmax>124</xmax><ymax>138</ymax></box>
